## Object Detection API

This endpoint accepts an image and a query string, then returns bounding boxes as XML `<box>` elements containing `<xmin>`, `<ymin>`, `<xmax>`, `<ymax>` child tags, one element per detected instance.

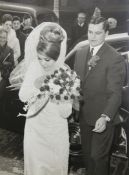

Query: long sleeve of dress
<box><xmin>19</xmin><ymin>60</ymin><xmax>43</xmax><ymax>102</ymax></box>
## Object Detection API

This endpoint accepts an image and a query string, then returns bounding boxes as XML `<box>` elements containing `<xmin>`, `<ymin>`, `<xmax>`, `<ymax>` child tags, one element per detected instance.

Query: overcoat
<box><xmin>0</xmin><ymin>44</ymin><xmax>14</xmax><ymax>98</ymax></box>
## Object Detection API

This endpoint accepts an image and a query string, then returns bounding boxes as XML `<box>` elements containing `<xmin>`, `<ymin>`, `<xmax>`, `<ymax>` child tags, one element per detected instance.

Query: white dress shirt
<box><xmin>90</xmin><ymin>43</ymin><xmax>104</xmax><ymax>56</ymax></box>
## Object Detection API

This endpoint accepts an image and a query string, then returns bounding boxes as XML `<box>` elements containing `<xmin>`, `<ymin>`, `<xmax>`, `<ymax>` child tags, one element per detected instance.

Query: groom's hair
<box><xmin>89</xmin><ymin>16</ymin><xmax>109</xmax><ymax>32</ymax></box>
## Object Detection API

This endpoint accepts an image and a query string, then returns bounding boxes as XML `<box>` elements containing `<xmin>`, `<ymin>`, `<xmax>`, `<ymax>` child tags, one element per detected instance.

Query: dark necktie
<box><xmin>87</xmin><ymin>48</ymin><xmax>94</xmax><ymax>71</ymax></box>
<box><xmin>90</xmin><ymin>48</ymin><xmax>94</xmax><ymax>58</ymax></box>
<box><xmin>84</xmin><ymin>48</ymin><xmax>94</xmax><ymax>77</ymax></box>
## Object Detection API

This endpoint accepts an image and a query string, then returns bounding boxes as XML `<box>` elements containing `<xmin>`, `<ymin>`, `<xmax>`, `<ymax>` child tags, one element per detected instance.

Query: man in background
<box><xmin>21</xmin><ymin>14</ymin><xmax>34</xmax><ymax>36</ymax></box>
<box><xmin>13</xmin><ymin>16</ymin><xmax>26</xmax><ymax>63</ymax></box>
<box><xmin>69</xmin><ymin>11</ymin><xmax>88</xmax><ymax>48</ymax></box>
<box><xmin>107</xmin><ymin>17</ymin><xmax>118</xmax><ymax>34</ymax></box>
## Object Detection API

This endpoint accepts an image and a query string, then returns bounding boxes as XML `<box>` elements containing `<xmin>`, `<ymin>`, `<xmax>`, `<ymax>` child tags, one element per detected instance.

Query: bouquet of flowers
<box><xmin>20</xmin><ymin>66</ymin><xmax>81</xmax><ymax>118</ymax></box>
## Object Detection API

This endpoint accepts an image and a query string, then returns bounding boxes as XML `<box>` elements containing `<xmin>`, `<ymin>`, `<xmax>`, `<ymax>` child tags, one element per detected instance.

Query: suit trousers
<box><xmin>80</xmin><ymin>118</ymin><xmax>115</xmax><ymax>175</ymax></box>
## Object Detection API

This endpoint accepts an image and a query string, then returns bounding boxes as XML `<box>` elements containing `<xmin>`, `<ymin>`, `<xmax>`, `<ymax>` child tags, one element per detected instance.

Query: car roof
<box><xmin>106</xmin><ymin>33</ymin><xmax>129</xmax><ymax>42</ymax></box>
<box><xmin>0</xmin><ymin>1</ymin><xmax>53</xmax><ymax>16</ymax></box>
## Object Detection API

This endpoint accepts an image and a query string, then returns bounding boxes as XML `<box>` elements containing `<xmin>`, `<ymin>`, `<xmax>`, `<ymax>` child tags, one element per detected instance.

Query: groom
<box><xmin>74</xmin><ymin>17</ymin><xmax>126</xmax><ymax>175</ymax></box>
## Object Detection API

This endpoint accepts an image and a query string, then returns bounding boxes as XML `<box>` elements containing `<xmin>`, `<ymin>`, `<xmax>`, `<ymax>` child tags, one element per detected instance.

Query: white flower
<box><xmin>71</xmin><ymin>88</ymin><xmax>79</xmax><ymax>96</ymax></box>
<box><xmin>54</xmin><ymin>72</ymin><xmax>59</xmax><ymax>76</ymax></box>
<box><xmin>66</xmin><ymin>77</ymin><xmax>70</xmax><ymax>82</ymax></box>
<box><xmin>63</xmin><ymin>89</ymin><xmax>68</xmax><ymax>96</ymax></box>
<box><xmin>60</xmin><ymin>79</ymin><xmax>64</xmax><ymax>83</ymax></box>
<box><xmin>66</xmin><ymin>71</ymin><xmax>71</xmax><ymax>76</ymax></box>
<box><xmin>50</xmin><ymin>84</ymin><xmax>61</xmax><ymax>94</ymax></box>
<box><xmin>66</xmin><ymin>85</ymin><xmax>70</xmax><ymax>90</ymax></box>
<box><xmin>75</xmin><ymin>78</ymin><xmax>80</xmax><ymax>85</ymax></box>
<box><xmin>49</xmin><ymin>79</ymin><xmax>53</xmax><ymax>84</ymax></box>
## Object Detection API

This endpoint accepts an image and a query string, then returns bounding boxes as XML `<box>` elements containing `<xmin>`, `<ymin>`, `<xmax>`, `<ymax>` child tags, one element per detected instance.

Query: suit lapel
<box><xmin>83</xmin><ymin>43</ymin><xmax>107</xmax><ymax>85</ymax></box>
<box><xmin>77</xmin><ymin>45</ymin><xmax>90</xmax><ymax>82</ymax></box>
<box><xmin>96</xmin><ymin>43</ymin><xmax>107</xmax><ymax>58</ymax></box>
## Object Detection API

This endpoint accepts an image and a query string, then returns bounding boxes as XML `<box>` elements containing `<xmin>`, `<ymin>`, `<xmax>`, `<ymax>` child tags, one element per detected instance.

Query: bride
<box><xmin>18</xmin><ymin>22</ymin><xmax>80</xmax><ymax>175</ymax></box>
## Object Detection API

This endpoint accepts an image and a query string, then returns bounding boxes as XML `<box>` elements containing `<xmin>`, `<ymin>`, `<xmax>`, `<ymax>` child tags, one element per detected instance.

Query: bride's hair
<box><xmin>36</xmin><ymin>24</ymin><xmax>64</xmax><ymax>61</ymax></box>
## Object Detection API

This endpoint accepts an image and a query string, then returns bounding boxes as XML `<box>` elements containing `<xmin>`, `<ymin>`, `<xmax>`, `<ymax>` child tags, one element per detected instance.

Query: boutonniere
<box><xmin>87</xmin><ymin>55</ymin><xmax>100</xmax><ymax>70</ymax></box>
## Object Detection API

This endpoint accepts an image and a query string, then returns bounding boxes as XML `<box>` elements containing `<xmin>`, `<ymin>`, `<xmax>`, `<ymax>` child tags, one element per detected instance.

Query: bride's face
<box><xmin>37</xmin><ymin>52</ymin><xmax>56</xmax><ymax>71</ymax></box>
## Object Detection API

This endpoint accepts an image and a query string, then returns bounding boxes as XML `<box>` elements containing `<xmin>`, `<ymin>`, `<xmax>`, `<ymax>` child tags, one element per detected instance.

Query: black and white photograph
<box><xmin>0</xmin><ymin>0</ymin><xmax>129</xmax><ymax>175</ymax></box>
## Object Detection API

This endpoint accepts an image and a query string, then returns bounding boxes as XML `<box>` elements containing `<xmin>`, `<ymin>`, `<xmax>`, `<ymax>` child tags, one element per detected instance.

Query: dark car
<box><xmin>0</xmin><ymin>1</ymin><xmax>57</xmax><ymax>26</ymax></box>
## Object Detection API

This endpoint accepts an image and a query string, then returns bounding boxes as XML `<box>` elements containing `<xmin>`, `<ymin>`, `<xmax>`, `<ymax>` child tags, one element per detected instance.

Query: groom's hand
<box><xmin>92</xmin><ymin>117</ymin><xmax>107</xmax><ymax>133</ymax></box>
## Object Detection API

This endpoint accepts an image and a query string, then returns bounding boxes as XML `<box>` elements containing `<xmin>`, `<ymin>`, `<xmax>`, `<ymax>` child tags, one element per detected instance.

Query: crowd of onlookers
<box><xmin>0</xmin><ymin>13</ymin><xmax>34</xmax><ymax>66</ymax></box>
<box><xmin>0</xmin><ymin>13</ymin><xmax>34</xmax><ymax>129</ymax></box>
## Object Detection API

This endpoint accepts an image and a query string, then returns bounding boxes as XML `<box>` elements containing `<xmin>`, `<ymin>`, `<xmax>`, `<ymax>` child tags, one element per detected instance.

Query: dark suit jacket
<box><xmin>16</xmin><ymin>29</ymin><xmax>26</xmax><ymax>63</ymax></box>
<box><xmin>74</xmin><ymin>42</ymin><xmax>126</xmax><ymax>126</ymax></box>
<box><xmin>0</xmin><ymin>43</ymin><xmax>14</xmax><ymax>80</ymax></box>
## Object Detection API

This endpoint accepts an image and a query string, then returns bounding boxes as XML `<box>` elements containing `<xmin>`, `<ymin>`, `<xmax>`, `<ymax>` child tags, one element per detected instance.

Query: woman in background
<box><xmin>2</xmin><ymin>14</ymin><xmax>20</xmax><ymax>66</ymax></box>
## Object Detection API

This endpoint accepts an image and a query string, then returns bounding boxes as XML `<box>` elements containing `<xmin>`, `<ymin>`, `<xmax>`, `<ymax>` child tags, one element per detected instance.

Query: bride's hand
<box><xmin>34</xmin><ymin>76</ymin><xmax>44</xmax><ymax>89</ymax></box>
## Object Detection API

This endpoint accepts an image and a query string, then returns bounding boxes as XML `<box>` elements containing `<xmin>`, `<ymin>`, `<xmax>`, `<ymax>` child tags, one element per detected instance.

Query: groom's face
<box><xmin>88</xmin><ymin>22</ymin><xmax>108</xmax><ymax>47</ymax></box>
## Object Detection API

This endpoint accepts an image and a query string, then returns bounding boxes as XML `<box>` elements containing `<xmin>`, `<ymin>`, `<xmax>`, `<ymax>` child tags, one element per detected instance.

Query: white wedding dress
<box><xmin>19</xmin><ymin>60</ymin><xmax>72</xmax><ymax>175</ymax></box>
<box><xmin>24</xmin><ymin>101</ymin><xmax>71</xmax><ymax>175</ymax></box>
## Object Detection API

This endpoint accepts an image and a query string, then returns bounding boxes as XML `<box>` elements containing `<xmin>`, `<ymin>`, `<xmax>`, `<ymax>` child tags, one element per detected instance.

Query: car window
<box><xmin>37</xmin><ymin>12</ymin><xmax>58</xmax><ymax>25</ymax></box>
